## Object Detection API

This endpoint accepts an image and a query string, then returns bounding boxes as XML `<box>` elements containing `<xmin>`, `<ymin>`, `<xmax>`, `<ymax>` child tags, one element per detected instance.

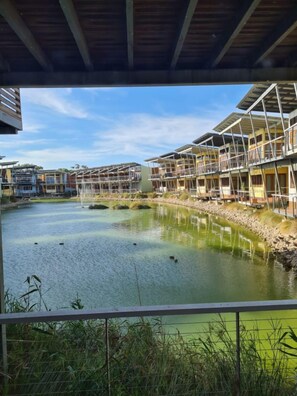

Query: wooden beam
<box><xmin>126</xmin><ymin>0</ymin><xmax>134</xmax><ymax>70</ymax></box>
<box><xmin>0</xmin><ymin>52</ymin><xmax>9</xmax><ymax>72</ymax></box>
<box><xmin>0</xmin><ymin>67</ymin><xmax>296</xmax><ymax>88</ymax></box>
<box><xmin>59</xmin><ymin>0</ymin><xmax>93</xmax><ymax>72</ymax></box>
<box><xmin>0</xmin><ymin>0</ymin><xmax>52</xmax><ymax>71</ymax></box>
<box><xmin>207</xmin><ymin>0</ymin><xmax>261</xmax><ymax>68</ymax></box>
<box><xmin>251</xmin><ymin>5</ymin><xmax>297</xmax><ymax>66</ymax></box>
<box><xmin>170</xmin><ymin>0</ymin><xmax>199</xmax><ymax>69</ymax></box>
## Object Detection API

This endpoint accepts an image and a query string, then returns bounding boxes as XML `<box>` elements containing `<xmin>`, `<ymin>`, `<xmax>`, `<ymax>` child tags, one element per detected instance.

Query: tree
<box><xmin>18</xmin><ymin>163</ymin><xmax>43</xmax><ymax>170</ymax></box>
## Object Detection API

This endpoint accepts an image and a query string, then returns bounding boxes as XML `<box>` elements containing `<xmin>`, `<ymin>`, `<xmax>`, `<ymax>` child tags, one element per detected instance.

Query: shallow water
<box><xmin>2</xmin><ymin>202</ymin><xmax>297</xmax><ymax>309</ymax></box>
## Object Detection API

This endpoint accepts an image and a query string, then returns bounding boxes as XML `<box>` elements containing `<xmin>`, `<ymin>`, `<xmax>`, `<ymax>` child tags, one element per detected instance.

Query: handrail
<box><xmin>1</xmin><ymin>300</ymin><xmax>297</xmax><ymax>324</ymax></box>
<box><xmin>248</xmin><ymin>135</ymin><xmax>284</xmax><ymax>164</ymax></box>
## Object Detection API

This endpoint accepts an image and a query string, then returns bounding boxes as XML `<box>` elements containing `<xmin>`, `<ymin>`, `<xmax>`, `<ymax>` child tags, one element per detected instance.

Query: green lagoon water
<box><xmin>2</xmin><ymin>201</ymin><xmax>297</xmax><ymax>310</ymax></box>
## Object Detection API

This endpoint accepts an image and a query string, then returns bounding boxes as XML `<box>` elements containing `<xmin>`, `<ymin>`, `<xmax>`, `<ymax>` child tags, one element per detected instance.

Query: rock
<box><xmin>89</xmin><ymin>204</ymin><xmax>109</xmax><ymax>210</ymax></box>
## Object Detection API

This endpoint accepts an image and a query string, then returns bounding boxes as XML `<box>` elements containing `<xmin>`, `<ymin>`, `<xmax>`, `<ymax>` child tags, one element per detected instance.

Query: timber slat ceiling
<box><xmin>0</xmin><ymin>0</ymin><xmax>296</xmax><ymax>86</ymax></box>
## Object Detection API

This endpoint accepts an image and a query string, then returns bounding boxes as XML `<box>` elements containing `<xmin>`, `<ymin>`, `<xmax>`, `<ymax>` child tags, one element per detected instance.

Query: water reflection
<box><xmin>2</xmin><ymin>202</ymin><xmax>297</xmax><ymax>309</ymax></box>
<box><xmin>130</xmin><ymin>204</ymin><xmax>272</xmax><ymax>264</ymax></box>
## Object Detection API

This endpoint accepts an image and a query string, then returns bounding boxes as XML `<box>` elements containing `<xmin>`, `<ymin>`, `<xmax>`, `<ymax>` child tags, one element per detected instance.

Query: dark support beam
<box><xmin>0</xmin><ymin>67</ymin><xmax>296</xmax><ymax>88</ymax></box>
<box><xmin>251</xmin><ymin>6</ymin><xmax>297</xmax><ymax>66</ymax></box>
<box><xmin>207</xmin><ymin>0</ymin><xmax>261</xmax><ymax>68</ymax></box>
<box><xmin>170</xmin><ymin>0</ymin><xmax>199</xmax><ymax>69</ymax></box>
<box><xmin>0</xmin><ymin>52</ymin><xmax>9</xmax><ymax>72</ymax></box>
<box><xmin>0</xmin><ymin>0</ymin><xmax>52</xmax><ymax>71</ymax></box>
<box><xmin>59</xmin><ymin>0</ymin><xmax>93</xmax><ymax>71</ymax></box>
<box><xmin>126</xmin><ymin>0</ymin><xmax>134</xmax><ymax>70</ymax></box>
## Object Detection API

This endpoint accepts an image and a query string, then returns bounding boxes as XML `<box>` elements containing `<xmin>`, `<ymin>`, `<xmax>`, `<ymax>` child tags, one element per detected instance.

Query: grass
<box><xmin>30</xmin><ymin>198</ymin><xmax>78</xmax><ymax>203</ymax></box>
<box><xmin>1</xmin><ymin>277</ymin><xmax>296</xmax><ymax>395</ymax></box>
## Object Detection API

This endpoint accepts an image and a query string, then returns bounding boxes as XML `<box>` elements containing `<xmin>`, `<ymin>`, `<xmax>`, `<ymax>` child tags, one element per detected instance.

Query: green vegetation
<box><xmin>89</xmin><ymin>204</ymin><xmax>109</xmax><ymax>210</ymax></box>
<box><xmin>1</xmin><ymin>196</ymin><xmax>10</xmax><ymax>204</ymax></box>
<box><xmin>31</xmin><ymin>198</ymin><xmax>77</xmax><ymax>203</ymax></box>
<box><xmin>179</xmin><ymin>191</ymin><xmax>191</xmax><ymax>201</ymax></box>
<box><xmin>2</xmin><ymin>278</ymin><xmax>294</xmax><ymax>395</ymax></box>
<box><xmin>130</xmin><ymin>202</ymin><xmax>151</xmax><ymax>210</ymax></box>
<box><xmin>112</xmin><ymin>204</ymin><xmax>130</xmax><ymax>210</ymax></box>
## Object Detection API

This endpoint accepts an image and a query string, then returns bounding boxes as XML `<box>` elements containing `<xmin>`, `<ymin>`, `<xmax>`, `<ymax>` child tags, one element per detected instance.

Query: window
<box><xmin>198</xmin><ymin>179</ymin><xmax>205</xmax><ymax>186</ymax></box>
<box><xmin>221</xmin><ymin>177</ymin><xmax>229</xmax><ymax>187</ymax></box>
<box><xmin>251</xmin><ymin>175</ymin><xmax>262</xmax><ymax>185</ymax></box>
<box><xmin>256</xmin><ymin>134</ymin><xmax>262</xmax><ymax>143</ymax></box>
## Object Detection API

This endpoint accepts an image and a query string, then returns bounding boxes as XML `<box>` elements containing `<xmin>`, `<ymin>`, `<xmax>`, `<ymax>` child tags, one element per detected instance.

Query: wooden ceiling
<box><xmin>0</xmin><ymin>0</ymin><xmax>296</xmax><ymax>87</ymax></box>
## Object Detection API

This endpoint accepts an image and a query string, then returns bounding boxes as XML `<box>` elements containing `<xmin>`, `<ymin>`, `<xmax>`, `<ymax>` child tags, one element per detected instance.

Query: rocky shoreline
<box><xmin>152</xmin><ymin>198</ymin><xmax>297</xmax><ymax>272</ymax></box>
<box><xmin>1</xmin><ymin>200</ymin><xmax>31</xmax><ymax>210</ymax></box>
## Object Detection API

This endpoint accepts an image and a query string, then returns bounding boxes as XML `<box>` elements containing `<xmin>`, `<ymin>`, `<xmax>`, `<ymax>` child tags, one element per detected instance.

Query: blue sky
<box><xmin>0</xmin><ymin>85</ymin><xmax>251</xmax><ymax>169</ymax></box>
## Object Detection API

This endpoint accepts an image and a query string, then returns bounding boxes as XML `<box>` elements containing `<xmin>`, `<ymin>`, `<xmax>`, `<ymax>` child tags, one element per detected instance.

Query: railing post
<box><xmin>235</xmin><ymin>311</ymin><xmax>241</xmax><ymax>396</ymax></box>
<box><xmin>105</xmin><ymin>318</ymin><xmax>111</xmax><ymax>396</ymax></box>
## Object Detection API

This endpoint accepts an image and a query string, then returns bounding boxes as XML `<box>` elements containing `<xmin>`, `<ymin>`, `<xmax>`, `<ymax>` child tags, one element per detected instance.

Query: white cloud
<box><xmin>93</xmin><ymin>113</ymin><xmax>218</xmax><ymax>158</ymax></box>
<box><xmin>11</xmin><ymin>113</ymin><xmax>222</xmax><ymax>168</ymax></box>
<box><xmin>0</xmin><ymin>138</ymin><xmax>51</xmax><ymax>150</ymax></box>
<box><xmin>21</xmin><ymin>88</ymin><xmax>88</xmax><ymax>119</ymax></box>
<box><xmin>13</xmin><ymin>147</ymin><xmax>99</xmax><ymax>169</ymax></box>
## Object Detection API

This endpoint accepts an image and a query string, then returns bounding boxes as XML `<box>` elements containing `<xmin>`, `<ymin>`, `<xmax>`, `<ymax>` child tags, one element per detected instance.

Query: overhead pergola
<box><xmin>237</xmin><ymin>83</ymin><xmax>297</xmax><ymax>113</ymax></box>
<box><xmin>213</xmin><ymin>112</ymin><xmax>286</xmax><ymax>134</ymax></box>
<box><xmin>0</xmin><ymin>0</ymin><xmax>296</xmax><ymax>87</ymax></box>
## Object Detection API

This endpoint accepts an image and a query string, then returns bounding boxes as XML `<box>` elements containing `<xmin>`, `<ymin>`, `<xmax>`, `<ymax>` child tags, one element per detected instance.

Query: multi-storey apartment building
<box><xmin>38</xmin><ymin>170</ymin><xmax>69</xmax><ymax>196</ymax></box>
<box><xmin>146</xmin><ymin>82</ymin><xmax>297</xmax><ymax>217</ymax></box>
<box><xmin>74</xmin><ymin>163</ymin><xmax>152</xmax><ymax>195</ymax></box>
<box><xmin>237</xmin><ymin>83</ymin><xmax>295</xmax><ymax>214</ymax></box>
<box><xmin>11</xmin><ymin>165</ymin><xmax>39</xmax><ymax>197</ymax></box>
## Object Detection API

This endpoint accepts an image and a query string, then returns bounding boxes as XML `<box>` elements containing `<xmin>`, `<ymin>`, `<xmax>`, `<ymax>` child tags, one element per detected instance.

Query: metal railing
<box><xmin>197</xmin><ymin>162</ymin><xmax>219</xmax><ymax>174</ymax></box>
<box><xmin>272</xmin><ymin>194</ymin><xmax>297</xmax><ymax>218</ymax></box>
<box><xmin>248</xmin><ymin>136</ymin><xmax>284</xmax><ymax>165</ymax></box>
<box><xmin>219</xmin><ymin>153</ymin><xmax>247</xmax><ymax>171</ymax></box>
<box><xmin>176</xmin><ymin>167</ymin><xmax>196</xmax><ymax>177</ymax></box>
<box><xmin>1</xmin><ymin>300</ymin><xmax>297</xmax><ymax>395</ymax></box>
<box><xmin>284</xmin><ymin>122</ymin><xmax>297</xmax><ymax>154</ymax></box>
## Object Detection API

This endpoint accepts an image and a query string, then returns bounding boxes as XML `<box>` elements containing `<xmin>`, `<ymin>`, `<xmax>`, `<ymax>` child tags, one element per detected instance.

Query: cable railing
<box><xmin>1</xmin><ymin>300</ymin><xmax>297</xmax><ymax>395</ymax></box>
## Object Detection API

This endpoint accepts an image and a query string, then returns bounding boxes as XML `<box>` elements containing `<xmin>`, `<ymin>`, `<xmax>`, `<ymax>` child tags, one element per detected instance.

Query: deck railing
<box><xmin>284</xmin><ymin>122</ymin><xmax>297</xmax><ymax>154</ymax></box>
<box><xmin>197</xmin><ymin>162</ymin><xmax>219</xmax><ymax>174</ymax></box>
<box><xmin>248</xmin><ymin>136</ymin><xmax>284</xmax><ymax>165</ymax></box>
<box><xmin>219</xmin><ymin>153</ymin><xmax>247</xmax><ymax>171</ymax></box>
<box><xmin>0</xmin><ymin>300</ymin><xmax>296</xmax><ymax>395</ymax></box>
<box><xmin>272</xmin><ymin>194</ymin><xmax>297</xmax><ymax>218</ymax></box>
<box><xmin>176</xmin><ymin>167</ymin><xmax>196</xmax><ymax>177</ymax></box>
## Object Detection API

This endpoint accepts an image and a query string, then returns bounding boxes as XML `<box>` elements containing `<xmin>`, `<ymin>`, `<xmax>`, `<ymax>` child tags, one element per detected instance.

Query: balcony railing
<box><xmin>197</xmin><ymin>162</ymin><xmax>219</xmax><ymax>174</ymax></box>
<box><xmin>219</xmin><ymin>153</ymin><xmax>247</xmax><ymax>171</ymax></box>
<box><xmin>1</xmin><ymin>300</ymin><xmax>296</xmax><ymax>395</ymax></box>
<box><xmin>176</xmin><ymin>167</ymin><xmax>196</xmax><ymax>177</ymax></box>
<box><xmin>248</xmin><ymin>136</ymin><xmax>284</xmax><ymax>165</ymax></box>
<box><xmin>284</xmin><ymin>122</ymin><xmax>297</xmax><ymax>154</ymax></box>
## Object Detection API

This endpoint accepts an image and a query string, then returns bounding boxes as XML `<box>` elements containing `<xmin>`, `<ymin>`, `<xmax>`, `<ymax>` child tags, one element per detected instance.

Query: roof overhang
<box><xmin>237</xmin><ymin>83</ymin><xmax>297</xmax><ymax>113</ymax></box>
<box><xmin>0</xmin><ymin>1</ymin><xmax>296</xmax><ymax>86</ymax></box>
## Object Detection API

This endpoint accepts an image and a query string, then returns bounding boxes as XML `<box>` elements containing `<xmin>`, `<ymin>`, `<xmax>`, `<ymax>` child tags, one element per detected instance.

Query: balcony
<box><xmin>219</xmin><ymin>153</ymin><xmax>247</xmax><ymax>172</ymax></box>
<box><xmin>284</xmin><ymin>122</ymin><xmax>297</xmax><ymax>157</ymax></box>
<box><xmin>248</xmin><ymin>137</ymin><xmax>284</xmax><ymax>165</ymax></box>
<box><xmin>0</xmin><ymin>88</ymin><xmax>22</xmax><ymax>134</ymax></box>
<box><xmin>197</xmin><ymin>162</ymin><xmax>219</xmax><ymax>175</ymax></box>
<box><xmin>176</xmin><ymin>167</ymin><xmax>196</xmax><ymax>177</ymax></box>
